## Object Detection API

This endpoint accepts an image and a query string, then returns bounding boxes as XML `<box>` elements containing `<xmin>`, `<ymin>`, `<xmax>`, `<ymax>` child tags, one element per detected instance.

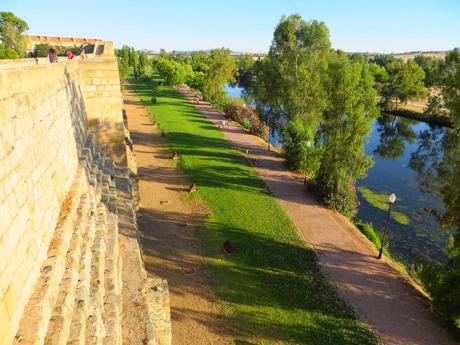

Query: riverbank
<box><xmin>176</xmin><ymin>83</ymin><xmax>458</xmax><ymax>345</ymax></box>
<box><xmin>389</xmin><ymin>108</ymin><xmax>453</xmax><ymax>128</ymax></box>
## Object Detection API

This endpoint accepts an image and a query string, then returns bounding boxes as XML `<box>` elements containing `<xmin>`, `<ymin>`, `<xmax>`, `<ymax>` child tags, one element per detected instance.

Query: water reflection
<box><xmin>357</xmin><ymin>115</ymin><xmax>450</xmax><ymax>263</ymax></box>
<box><xmin>373</xmin><ymin>115</ymin><xmax>417</xmax><ymax>160</ymax></box>
<box><xmin>224</xmin><ymin>85</ymin><xmax>452</xmax><ymax>264</ymax></box>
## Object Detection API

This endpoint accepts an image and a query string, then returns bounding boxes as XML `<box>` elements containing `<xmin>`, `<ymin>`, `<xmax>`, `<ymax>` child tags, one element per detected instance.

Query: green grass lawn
<box><xmin>130</xmin><ymin>76</ymin><xmax>378</xmax><ymax>345</ymax></box>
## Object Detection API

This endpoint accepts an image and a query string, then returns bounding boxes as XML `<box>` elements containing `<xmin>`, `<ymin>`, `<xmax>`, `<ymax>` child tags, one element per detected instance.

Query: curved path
<box><xmin>179</xmin><ymin>87</ymin><xmax>458</xmax><ymax>345</ymax></box>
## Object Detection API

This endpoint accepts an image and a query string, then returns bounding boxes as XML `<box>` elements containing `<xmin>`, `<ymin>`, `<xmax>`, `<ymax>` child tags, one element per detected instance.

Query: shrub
<box><xmin>223</xmin><ymin>100</ymin><xmax>267</xmax><ymax>139</ymax></box>
<box><xmin>242</xmin><ymin>118</ymin><xmax>251</xmax><ymax>130</ymax></box>
<box><xmin>151</xmin><ymin>96</ymin><xmax>157</xmax><ymax>104</ymax></box>
<box><xmin>413</xmin><ymin>255</ymin><xmax>460</xmax><ymax>331</ymax></box>
<box><xmin>282</xmin><ymin>118</ymin><xmax>309</xmax><ymax>170</ymax></box>
<box><xmin>0</xmin><ymin>44</ymin><xmax>19</xmax><ymax>59</ymax></box>
<box><xmin>34</xmin><ymin>43</ymin><xmax>49</xmax><ymax>57</ymax></box>
<box><xmin>313</xmin><ymin>172</ymin><xmax>358</xmax><ymax>218</ymax></box>
<box><xmin>223</xmin><ymin>101</ymin><xmax>245</xmax><ymax>122</ymax></box>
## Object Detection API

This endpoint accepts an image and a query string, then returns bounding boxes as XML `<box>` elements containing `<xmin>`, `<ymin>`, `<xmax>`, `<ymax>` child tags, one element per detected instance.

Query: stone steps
<box><xmin>84</xmin><ymin>203</ymin><xmax>108</xmax><ymax>345</ymax></box>
<box><xmin>43</xmin><ymin>190</ymin><xmax>91</xmax><ymax>345</ymax></box>
<box><xmin>102</xmin><ymin>213</ymin><xmax>122</xmax><ymax>345</ymax></box>
<box><xmin>67</xmin><ymin>188</ymin><xmax>98</xmax><ymax>345</ymax></box>
<box><xmin>13</xmin><ymin>133</ymin><xmax>166</xmax><ymax>345</ymax></box>
<box><xmin>13</xmin><ymin>169</ymin><xmax>87</xmax><ymax>345</ymax></box>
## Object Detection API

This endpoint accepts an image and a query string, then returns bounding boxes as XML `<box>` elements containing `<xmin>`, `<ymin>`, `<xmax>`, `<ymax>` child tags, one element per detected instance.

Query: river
<box><xmin>225</xmin><ymin>85</ymin><xmax>452</xmax><ymax>264</ymax></box>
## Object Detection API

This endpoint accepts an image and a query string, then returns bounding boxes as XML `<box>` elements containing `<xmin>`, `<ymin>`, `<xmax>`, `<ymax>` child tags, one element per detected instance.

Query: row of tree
<box><xmin>147</xmin><ymin>15</ymin><xmax>460</xmax><ymax>329</ymax></box>
<box><xmin>115</xmin><ymin>45</ymin><xmax>150</xmax><ymax>88</ymax></box>
<box><xmin>153</xmin><ymin>48</ymin><xmax>235</xmax><ymax>108</ymax></box>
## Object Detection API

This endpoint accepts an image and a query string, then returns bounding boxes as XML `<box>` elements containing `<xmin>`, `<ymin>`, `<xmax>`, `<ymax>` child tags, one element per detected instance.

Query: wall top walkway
<box><xmin>0</xmin><ymin>41</ymin><xmax>113</xmax><ymax>70</ymax></box>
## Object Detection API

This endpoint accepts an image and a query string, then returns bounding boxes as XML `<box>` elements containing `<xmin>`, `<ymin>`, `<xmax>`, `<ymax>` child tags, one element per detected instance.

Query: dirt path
<box><xmin>178</xmin><ymin>88</ymin><xmax>459</xmax><ymax>345</ymax></box>
<box><xmin>122</xmin><ymin>87</ymin><xmax>233</xmax><ymax>345</ymax></box>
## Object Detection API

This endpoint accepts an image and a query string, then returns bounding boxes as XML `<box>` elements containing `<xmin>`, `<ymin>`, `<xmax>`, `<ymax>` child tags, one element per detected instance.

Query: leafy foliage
<box><xmin>282</xmin><ymin>118</ymin><xmax>311</xmax><ymax>170</ymax></box>
<box><xmin>223</xmin><ymin>101</ymin><xmax>267</xmax><ymax>138</ymax></box>
<box><xmin>381</xmin><ymin>59</ymin><xmax>428</xmax><ymax>111</ymax></box>
<box><xmin>33</xmin><ymin>43</ymin><xmax>50</xmax><ymax>57</ymax></box>
<box><xmin>255</xmin><ymin>14</ymin><xmax>330</xmax><ymax>140</ymax></box>
<box><xmin>414</xmin><ymin>55</ymin><xmax>444</xmax><ymax>87</ymax></box>
<box><xmin>254</xmin><ymin>16</ymin><xmax>378</xmax><ymax>217</ymax></box>
<box><xmin>408</xmin><ymin>51</ymin><xmax>460</xmax><ymax>329</ymax></box>
<box><xmin>202</xmin><ymin>48</ymin><xmax>235</xmax><ymax>103</ymax></box>
<box><xmin>0</xmin><ymin>11</ymin><xmax>29</xmax><ymax>57</ymax></box>
<box><xmin>190</xmin><ymin>50</ymin><xmax>209</xmax><ymax>72</ymax></box>
<box><xmin>0</xmin><ymin>43</ymin><xmax>19</xmax><ymax>59</ymax></box>
<box><xmin>131</xmin><ymin>48</ymin><xmax>139</xmax><ymax>79</ymax></box>
<box><xmin>155</xmin><ymin>57</ymin><xmax>194</xmax><ymax>86</ymax></box>
<box><xmin>235</xmin><ymin>53</ymin><xmax>255</xmax><ymax>90</ymax></box>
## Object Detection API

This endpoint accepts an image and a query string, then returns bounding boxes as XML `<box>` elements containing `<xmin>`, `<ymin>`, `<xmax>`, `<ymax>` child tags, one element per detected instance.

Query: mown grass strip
<box><xmin>130</xmin><ymin>77</ymin><xmax>377</xmax><ymax>345</ymax></box>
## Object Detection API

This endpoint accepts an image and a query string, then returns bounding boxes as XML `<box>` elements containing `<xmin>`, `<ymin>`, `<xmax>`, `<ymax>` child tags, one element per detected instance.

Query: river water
<box><xmin>225</xmin><ymin>85</ymin><xmax>451</xmax><ymax>264</ymax></box>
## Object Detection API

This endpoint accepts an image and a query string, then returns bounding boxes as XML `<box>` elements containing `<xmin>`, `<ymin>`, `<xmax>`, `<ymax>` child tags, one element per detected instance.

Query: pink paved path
<box><xmin>179</xmin><ymin>87</ymin><xmax>458</xmax><ymax>345</ymax></box>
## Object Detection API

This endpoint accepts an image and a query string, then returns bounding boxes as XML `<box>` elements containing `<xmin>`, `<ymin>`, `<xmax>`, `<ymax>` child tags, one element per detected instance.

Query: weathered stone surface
<box><xmin>1</xmin><ymin>43</ymin><xmax>168</xmax><ymax>345</ymax></box>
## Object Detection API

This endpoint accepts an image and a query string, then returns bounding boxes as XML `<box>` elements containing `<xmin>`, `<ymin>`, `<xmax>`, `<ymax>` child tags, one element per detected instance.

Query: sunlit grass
<box><xmin>359</xmin><ymin>186</ymin><xmax>410</xmax><ymax>225</ymax></box>
<box><xmin>130</xmin><ymin>76</ymin><xmax>378</xmax><ymax>345</ymax></box>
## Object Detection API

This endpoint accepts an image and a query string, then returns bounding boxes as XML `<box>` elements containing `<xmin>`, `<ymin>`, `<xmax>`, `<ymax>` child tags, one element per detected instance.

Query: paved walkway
<box><xmin>179</xmin><ymin>87</ymin><xmax>459</xmax><ymax>345</ymax></box>
<box><xmin>123</xmin><ymin>86</ymin><xmax>233</xmax><ymax>345</ymax></box>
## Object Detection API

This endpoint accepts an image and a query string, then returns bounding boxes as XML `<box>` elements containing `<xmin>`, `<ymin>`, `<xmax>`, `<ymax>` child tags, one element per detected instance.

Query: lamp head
<box><xmin>389</xmin><ymin>193</ymin><xmax>396</xmax><ymax>204</ymax></box>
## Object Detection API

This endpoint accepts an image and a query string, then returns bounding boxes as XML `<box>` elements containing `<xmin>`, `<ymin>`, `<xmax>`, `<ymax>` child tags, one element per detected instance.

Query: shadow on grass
<box><xmin>129</xmin><ymin>76</ymin><xmax>378</xmax><ymax>344</ymax></box>
<box><xmin>139</xmin><ymin>207</ymin><xmax>376</xmax><ymax>345</ymax></box>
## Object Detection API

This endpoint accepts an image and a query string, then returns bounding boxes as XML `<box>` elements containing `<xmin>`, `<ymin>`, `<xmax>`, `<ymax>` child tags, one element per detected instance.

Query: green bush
<box><xmin>34</xmin><ymin>43</ymin><xmax>49</xmax><ymax>57</ymax></box>
<box><xmin>241</xmin><ymin>118</ymin><xmax>251</xmax><ymax>129</ymax></box>
<box><xmin>413</xmin><ymin>256</ymin><xmax>460</xmax><ymax>331</ymax></box>
<box><xmin>0</xmin><ymin>44</ymin><xmax>19</xmax><ymax>59</ymax></box>
<box><xmin>314</xmin><ymin>172</ymin><xmax>358</xmax><ymax>218</ymax></box>
<box><xmin>282</xmin><ymin>118</ymin><xmax>309</xmax><ymax>170</ymax></box>
<box><xmin>223</xmin><ymin>100</ymin><xmax>267</xmax><ymax>138</ymax></box>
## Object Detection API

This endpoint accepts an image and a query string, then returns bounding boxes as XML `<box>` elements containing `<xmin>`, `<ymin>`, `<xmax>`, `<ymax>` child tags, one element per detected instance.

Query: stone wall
<box><xmin>0</xmin><ymin>43</ymin><xmax>136</xmax><ymax>344</ymax></box>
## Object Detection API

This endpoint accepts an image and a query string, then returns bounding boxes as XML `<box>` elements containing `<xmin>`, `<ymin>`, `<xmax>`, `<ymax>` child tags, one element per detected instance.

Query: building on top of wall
<box><xmin>26</xmin><ymin>35</ymin><xmax>103</xmax><ymax>52</ymax></box>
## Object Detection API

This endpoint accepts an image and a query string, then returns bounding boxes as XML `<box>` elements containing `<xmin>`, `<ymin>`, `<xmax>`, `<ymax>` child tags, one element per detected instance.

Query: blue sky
<box><xmin>3</xmin><ymin>0</ymin><xmax>459</xmax><ymax>53</ymax></box>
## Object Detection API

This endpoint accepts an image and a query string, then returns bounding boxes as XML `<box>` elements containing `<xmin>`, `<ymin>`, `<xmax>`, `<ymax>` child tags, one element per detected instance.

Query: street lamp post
<box><xmin>378</xmin><ymin>193</ymin><xmax>397</xmax><ymax>259</ymax></box>
<box><xmin>304</xmin><ymin>140</ymin><xmax>312</xmax><ymax>185</ymax></box>
<box><xmin>267</xmin><ymin>123</ymin><xmax>270</xmax><ymax>151</ymax></box>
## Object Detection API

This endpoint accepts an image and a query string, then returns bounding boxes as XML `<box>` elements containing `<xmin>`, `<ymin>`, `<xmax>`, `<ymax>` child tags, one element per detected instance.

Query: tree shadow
<box><xmin>139</xmin><ymin>208</ymin><xmax>377</xmax><ymax>344</ymax></box>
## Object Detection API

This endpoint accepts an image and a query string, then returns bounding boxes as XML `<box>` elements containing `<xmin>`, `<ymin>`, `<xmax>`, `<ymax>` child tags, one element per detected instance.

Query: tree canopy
<box><xmin>382</xmin><ymin>60</ymin><xmax>428</xmax><ymax>110</ymax></box>
<box><xmin>155</xmin><ymin>57</ymin><xmax>194</xmax><ymax>87</ymax></box>
<box><xmin>0</xmin><ymin>11</ymin><xmax>29</xmax><ymax>58</ymax></box>
<box><xmin>202</xmin><ymin>48</ymin><xmax>235</xmax><ymax>104</ymax></box>
<box><xmin>254</xmin><ymin>14</ymin><xmax>379</xmax><ymax>217</ymax></box>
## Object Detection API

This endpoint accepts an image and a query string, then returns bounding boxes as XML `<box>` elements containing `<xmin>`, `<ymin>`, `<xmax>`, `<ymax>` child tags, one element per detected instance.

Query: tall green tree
<box><xmin>235</xmin><ymin>53</ymin><xmax>255</xmax><ymax>90</ymax></box>
<box><xmin>442</xmin><ymin>49</ymin><xmax>460</xmax><ymax>127</ymax></box>
<box><xmin>202</xmin><ymin>48</ymin><xmax>235</xmax><ymax>103</ymax></box>
<box><xmin>414</xmin><ymin>55</ymin><xmax>443</xmax><ymax>87</ymax></box>
<box><xmin>315</xmin><ymin>51</ymin><xmax>379</xmax><ymax>217</ymax></box>
<box><xmin>382</xmin><ymin>59</ymin><xmax>428</xmax><ymax>111</ymax></box>
<box><xmin>0</xmin><ymin>11</ymin><xmax>29</xmax><ymax>58</ymax></box>
<box><xmin>190</xmin><ymin>50</ymin><xmax>209</xmax><ymax>73</ymax></box>
<box><xmin>409</xmin><ymin>48</ymin><xmax>460</xmax><ymax>330</ymax></box>
<box><xmin>254</xmin><ymin>14</ymin><xmax>331</xmax><ymax>158</ymax></box>
<box><xmin>138</xmin><ymin>52</ymin><xmax>147</xmax><ymax>77</ymax></box>
<box><xmin>155</xmin><ymin>58</ymin><xmax>194</xmax><ymax>87</ymax></box>
<box><xmin>131</xmin><ymin>48</ymin><xmax>139</xmax><ymax>79</ymax></box>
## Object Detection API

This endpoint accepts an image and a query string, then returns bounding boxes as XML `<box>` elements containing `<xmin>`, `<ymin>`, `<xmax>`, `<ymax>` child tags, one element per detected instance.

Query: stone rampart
<box><xmin>0</xmin><ymin>42</ymin><xmax>169</xmax><ymax>345</ymax></box>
